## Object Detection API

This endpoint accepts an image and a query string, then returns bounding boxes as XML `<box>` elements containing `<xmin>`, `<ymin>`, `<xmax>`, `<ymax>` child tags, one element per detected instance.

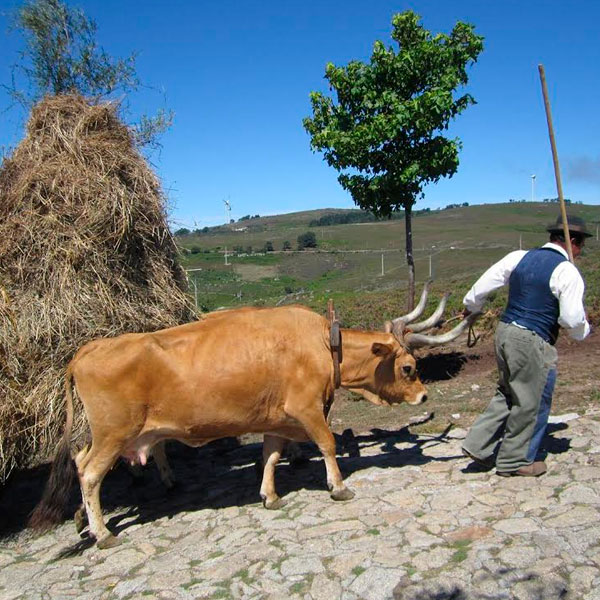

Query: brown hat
<box><xmin>546</xmin><ymin>214</ymin><xmax>592</xmax><ymax>238</ymax></box>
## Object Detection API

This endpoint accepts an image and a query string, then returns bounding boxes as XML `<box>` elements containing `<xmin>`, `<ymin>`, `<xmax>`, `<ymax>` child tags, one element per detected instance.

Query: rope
<box><xmin>467</xmin><ymin>323</ymin><xmax>480</xmax><ymax>347</ymax></box>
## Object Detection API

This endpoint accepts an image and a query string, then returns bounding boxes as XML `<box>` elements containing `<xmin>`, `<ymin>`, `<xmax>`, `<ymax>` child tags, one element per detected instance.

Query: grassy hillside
<box><xmin>175</xmin><ymin>202</ymin><xmax>600</xmax><ymax>326</ymax></box>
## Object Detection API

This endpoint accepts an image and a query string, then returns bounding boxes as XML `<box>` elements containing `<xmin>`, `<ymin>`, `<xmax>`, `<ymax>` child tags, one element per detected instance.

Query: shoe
<box><xmin>462</xmin><ymin>448</ymin><xmax>494</xmax><ymax>469</ymax></box>
<box><xmin>497</xmin><ymin>461</ymin><xmax>547</xmax><ymax>477</ymax></box>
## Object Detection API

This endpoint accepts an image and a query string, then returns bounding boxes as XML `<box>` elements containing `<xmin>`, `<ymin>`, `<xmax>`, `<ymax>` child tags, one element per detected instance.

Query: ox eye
<box><xmin>402</xmin><ymin>365</ymin><xmax>413</xmax><ymax>376</ymax></box>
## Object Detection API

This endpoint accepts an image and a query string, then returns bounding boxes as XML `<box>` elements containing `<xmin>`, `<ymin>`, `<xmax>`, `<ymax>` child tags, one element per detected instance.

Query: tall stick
<box><xmin>538</xmin><ymin>64</ymin><xmax>573</xmax><ymax>262</ymax></box>
<box><xmin>405</xmin><ymin>206</ymin><xmax>415</xmax><ymax>311</ymax></box>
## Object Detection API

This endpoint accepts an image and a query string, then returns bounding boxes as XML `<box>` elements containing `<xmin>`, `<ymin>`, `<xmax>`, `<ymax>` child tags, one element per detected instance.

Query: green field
<box><xmin>176</xmin><ymin>202</ymin><xmax>600</xmax><ymax>327</ymax></box>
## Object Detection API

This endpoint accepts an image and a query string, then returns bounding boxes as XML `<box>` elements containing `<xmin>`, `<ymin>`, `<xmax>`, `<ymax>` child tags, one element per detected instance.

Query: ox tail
<box><xmin>29</xmin><ymin>365</ymin><xmax>77</xmax><ymax>531</ymax></box>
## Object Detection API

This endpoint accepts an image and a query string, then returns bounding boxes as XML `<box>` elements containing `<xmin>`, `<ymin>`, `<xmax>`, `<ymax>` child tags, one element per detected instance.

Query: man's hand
<box><xmin>462</xmin><ymin>308</ymin><xmax>472</xmax><ymax>319</ymax></box>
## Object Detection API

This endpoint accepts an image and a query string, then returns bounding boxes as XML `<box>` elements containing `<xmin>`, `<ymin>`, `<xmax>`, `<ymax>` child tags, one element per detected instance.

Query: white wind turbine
<box><xmin>222</xmin><ymin>197</ymin><xmax>232</xmax><ymax>265</ymax></box>
<box><xmin>223</xmin><ymin>197</ymin><xmax>232</xmax><ymax>225</ymax></box>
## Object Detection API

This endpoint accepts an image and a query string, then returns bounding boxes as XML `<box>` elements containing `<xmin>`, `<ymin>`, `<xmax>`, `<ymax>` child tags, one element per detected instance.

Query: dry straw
<box><xmin>0</xmin><ymin>95</ymin><xmax>196</xmax><ymax>483</ymax></box>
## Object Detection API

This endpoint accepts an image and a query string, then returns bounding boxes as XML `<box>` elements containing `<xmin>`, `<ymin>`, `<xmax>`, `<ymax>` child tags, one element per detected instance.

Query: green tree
<box><xmin>303</xmin><ymin>11</ymin><xmax>483</xmax><ymax>309</ymax></box>
<box><xmin>282</xmin><ymin>240</ymin><xmax>292</xmax><ymax>251</ymax></box>
<box><xmin>297</xmin><ymin>231</ymin><xmax>317</xmax><ymax>250</ymax></box>
<box><xmin>5</xmin><ymin>0</ymin><xmax>172</xmax><ymax>148</ymax></box>
<box><xmin>264</xmin><ymin>240</ymin><xmax>274</xmax><ymax>252</ymax></box>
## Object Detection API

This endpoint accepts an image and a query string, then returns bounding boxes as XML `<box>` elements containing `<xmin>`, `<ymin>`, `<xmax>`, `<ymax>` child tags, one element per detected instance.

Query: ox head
<box><xmin>361</xmin><ymin>338</ymin><xmax>427</xmax><ymax>406</ymax></box>
<box><xmin>356</xmin><ymin>282</ymin><xmax>481</xmax><ymax>407</ymax></box>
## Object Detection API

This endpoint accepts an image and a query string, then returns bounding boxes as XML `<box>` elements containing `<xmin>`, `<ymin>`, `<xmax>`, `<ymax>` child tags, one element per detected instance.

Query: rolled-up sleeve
<box><xmin>463</xmin><ymin>250</ymin><xmax>527</xmax><ymax>313</ymax></box>
<box><xmin>550</xmin><ymin>262</ymin><xmax>590</xmax><ymax>340</ymax></box>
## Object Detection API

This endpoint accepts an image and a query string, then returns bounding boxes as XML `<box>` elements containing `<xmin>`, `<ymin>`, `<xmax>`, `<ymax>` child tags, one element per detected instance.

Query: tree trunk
<box><xmin>405</xmin><ymin>206</ymin><xmax>415</xmax><ymax>312</ymax></box>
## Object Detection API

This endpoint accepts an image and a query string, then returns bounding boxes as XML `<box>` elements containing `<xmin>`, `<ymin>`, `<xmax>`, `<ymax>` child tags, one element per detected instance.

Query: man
<box><xmin>461</xmin><ymin>215</ymin><xmax>591</xmax><ymax>477</ymax></box>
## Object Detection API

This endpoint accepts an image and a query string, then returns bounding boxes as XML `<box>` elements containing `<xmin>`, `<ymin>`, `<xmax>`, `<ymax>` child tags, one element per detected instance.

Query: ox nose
<box><xmin>421</xmin><ymin>394</ymin><xmax>428</xmax><ymax>403</ymax></box>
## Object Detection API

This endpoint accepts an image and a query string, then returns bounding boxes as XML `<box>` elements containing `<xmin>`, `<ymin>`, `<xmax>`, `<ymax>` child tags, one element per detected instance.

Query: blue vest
<box><xmin>500</xmin><ymin>247</ymin><xmax>567</xmax><ymax>344</ymax></box>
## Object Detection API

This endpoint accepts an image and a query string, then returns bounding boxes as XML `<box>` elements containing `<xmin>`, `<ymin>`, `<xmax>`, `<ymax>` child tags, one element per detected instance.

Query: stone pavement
<box><xmin>2</xmin><ymin>414</ymin><xmax>600</xmax><ymax>600</ymax></box>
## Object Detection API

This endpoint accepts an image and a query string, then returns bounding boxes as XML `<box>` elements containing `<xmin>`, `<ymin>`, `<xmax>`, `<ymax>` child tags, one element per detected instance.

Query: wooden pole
<box><xmin>538</xmin><ymin>64</ymin><xmax>574</xmax><ymax>262</ymax></box>
<box><xmin>192</xmin><ymin>275</ymin><xmax>198</xmax><ymax>308</ymax></box>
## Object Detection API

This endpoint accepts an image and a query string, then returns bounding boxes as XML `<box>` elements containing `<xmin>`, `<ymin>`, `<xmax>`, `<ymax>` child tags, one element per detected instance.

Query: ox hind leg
<box><xmin>260</xmin><ymin>435</ymin><xmax>286</xmax><ymax>509</ymax></box>
<box><xmin>73</xmin><ymin>444</ymin><xmax>91</xmax><ymax>534</ymax></box>
<box><xmin>151</xmin><ymin>441</ymin><xmax>176</xmax><ymax>490</ymax></box>
<box><xmin>284</xmin><ymin>397</ymin><xmax>354</xmax><ymax>502</ymax></box>
<box><xmin>77</xmin><ymin>438</ymin><xmax>124</xmax><ymax>549</ymax></box>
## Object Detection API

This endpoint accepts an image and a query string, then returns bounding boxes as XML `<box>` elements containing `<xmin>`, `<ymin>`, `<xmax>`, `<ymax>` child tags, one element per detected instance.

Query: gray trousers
<box><xmin>463</xmin><ymin>321</ymin><xmax>558</xmax><ymax>472</ymax></box>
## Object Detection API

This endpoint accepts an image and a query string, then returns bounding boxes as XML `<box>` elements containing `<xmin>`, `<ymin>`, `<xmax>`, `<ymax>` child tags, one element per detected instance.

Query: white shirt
<box><xmin>463</xmin><ymin>243</ymin><xmax>590</xmax><ymax>341</ymax></box>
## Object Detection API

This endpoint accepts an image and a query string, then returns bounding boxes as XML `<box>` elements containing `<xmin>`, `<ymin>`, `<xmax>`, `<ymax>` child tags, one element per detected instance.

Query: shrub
<box><xmin>297</xmin><ymin>231</ymin><xmax>317</xmax><ymax>250</ymax></box>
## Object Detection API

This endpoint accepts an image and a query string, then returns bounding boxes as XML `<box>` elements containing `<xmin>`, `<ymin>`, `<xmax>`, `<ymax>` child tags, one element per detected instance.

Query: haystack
<box><xmin>0</xmin><ymin>95</ymin><xmax>196</xmax><ymax>483</ymax></box>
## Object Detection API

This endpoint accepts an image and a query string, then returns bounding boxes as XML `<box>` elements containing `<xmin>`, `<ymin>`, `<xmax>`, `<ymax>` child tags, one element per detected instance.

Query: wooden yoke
<box><xmin>327</xmin><ymin>299</ymin><xmax>342</xmax><ymax>389</ymax></box>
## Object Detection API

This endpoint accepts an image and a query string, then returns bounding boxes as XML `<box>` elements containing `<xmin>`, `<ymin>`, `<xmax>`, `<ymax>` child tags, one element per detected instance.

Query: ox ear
<box><xmin>371</xmin><ymin>342</ymin><xmax>394</xmax><ymax>357</ymax></box>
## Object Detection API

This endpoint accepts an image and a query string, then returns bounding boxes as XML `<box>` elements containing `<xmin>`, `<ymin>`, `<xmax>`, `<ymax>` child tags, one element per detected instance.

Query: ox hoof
<box><xmin>74</xmin><ymin>509</ymin><xmax>88</xmax><ymax>534</ymax></box>
<box><xmin>96</xmin><ymin>533</ymin><xmax>122</xmax><ymax>550</ymax></box>
<box><xmin>262</xmin><ymin>496</ymin><xmax>287</xmax><ymax>510</ymax></box>
<box><xmin>330</xmin><ymin>487</ymin><xmax>355</xmax><ymax>502</ymax></box>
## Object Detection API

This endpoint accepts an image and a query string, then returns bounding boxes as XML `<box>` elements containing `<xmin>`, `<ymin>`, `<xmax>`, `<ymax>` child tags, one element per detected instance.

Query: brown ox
<box><xmin>30</xmin><ymin>295</ymin><xmax>478</xmax><ymax>548</ymax></box>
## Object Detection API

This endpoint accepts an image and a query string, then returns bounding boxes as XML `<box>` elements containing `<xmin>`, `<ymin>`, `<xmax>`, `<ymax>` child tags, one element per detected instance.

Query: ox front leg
<box><xmin>285</xmin><ymin>402</ymin><xmax>355</xmax><ymax>502</ymax></box>
<box><xmin>260</xmin><ymin>435</ymin><xmax>286</xmax><ymax>509</ymax></box>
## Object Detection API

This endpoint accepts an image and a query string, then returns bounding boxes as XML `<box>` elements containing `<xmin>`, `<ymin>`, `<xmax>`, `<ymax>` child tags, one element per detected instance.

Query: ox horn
<box><xmin>403</xmin><ymin>292</ymin><xmax>450</xmax><ymax>333</ymax></box>
<box><xmin>392</xmin><ymin>280</ymin><xmax>432</xmax><ymax>325</ymax></box>
<box><xmin>403</xmin><ymin>311</ymin><xmax>482</xmax><ymax>349</ymax></box>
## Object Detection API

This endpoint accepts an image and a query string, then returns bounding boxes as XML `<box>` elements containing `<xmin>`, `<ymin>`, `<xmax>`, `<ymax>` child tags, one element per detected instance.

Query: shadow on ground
<box><xmin>0</xmin><ymin>417</ymin><xmax>573</xmax><ymax>557</ymax></box>
<box><xmin>392</xmin><ymin>565</ymin><xmax>569</xmax><ymax>599</ymax></box>
<box><xmin>417</xmin><ymin>351</ymin><xmax>473</xmax><ymax>383</ymax></box>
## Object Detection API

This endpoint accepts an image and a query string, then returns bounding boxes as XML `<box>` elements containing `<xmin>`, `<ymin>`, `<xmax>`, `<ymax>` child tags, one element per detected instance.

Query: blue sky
<box><xmin>1</xmin><ymin>0</ymin><xmax>599</xmax><ymax>228</ymax></box>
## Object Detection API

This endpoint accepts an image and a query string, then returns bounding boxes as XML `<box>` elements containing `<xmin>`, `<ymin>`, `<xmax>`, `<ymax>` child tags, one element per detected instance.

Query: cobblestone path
<box><xmin>2</xmin><ymin>414</ymin><xmax>600</xmax><ymax>600</ymax></box>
